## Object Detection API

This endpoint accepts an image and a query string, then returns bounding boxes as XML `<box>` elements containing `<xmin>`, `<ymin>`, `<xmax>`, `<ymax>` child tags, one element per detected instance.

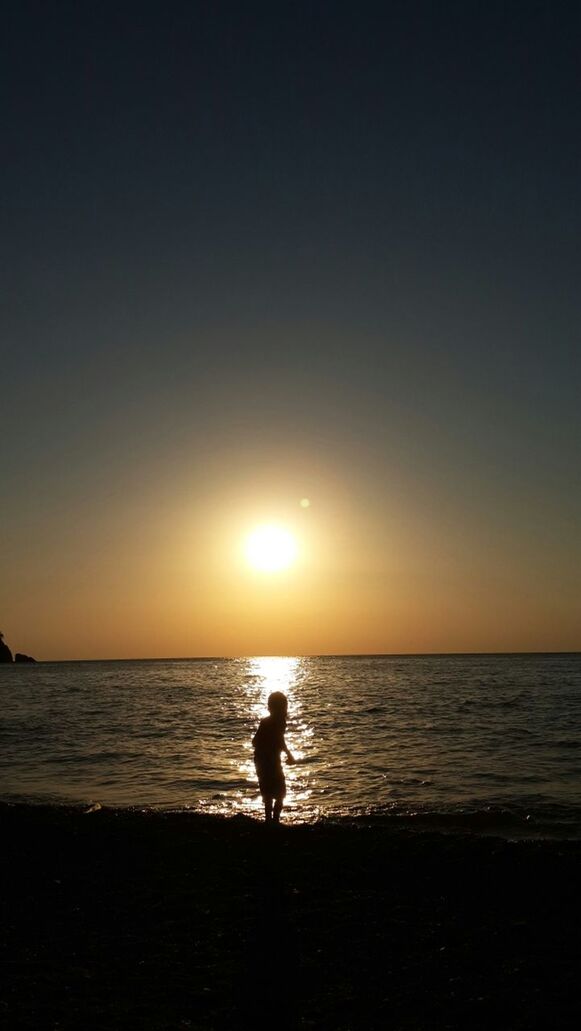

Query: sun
<box><xmin>245</xmin><ymin>525</ymin><xmax>298</xmax><ymax>572</ymax></box>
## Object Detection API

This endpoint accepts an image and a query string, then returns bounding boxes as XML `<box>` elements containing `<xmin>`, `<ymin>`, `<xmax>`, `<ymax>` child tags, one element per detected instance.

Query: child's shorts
<box><xmin>255</xmin><ymin>758</ymin><xmax>286</xmax><ymax>800</ymax></box>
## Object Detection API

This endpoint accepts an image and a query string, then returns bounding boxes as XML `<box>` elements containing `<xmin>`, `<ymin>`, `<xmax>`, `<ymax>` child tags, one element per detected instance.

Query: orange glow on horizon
<box><xmin>3</xmin><ymin>463</ymin><xmax>580</xmax><ymax>660</ymax></box>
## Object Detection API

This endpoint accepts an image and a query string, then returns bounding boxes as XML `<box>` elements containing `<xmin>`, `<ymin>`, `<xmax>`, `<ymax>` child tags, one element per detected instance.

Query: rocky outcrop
<box><xmin>0</xmin><ymin>634</ymin><xmax>13</xmax><ymax>663</ymax></box>
<box><xmin>0</xmin><ymin>634</ymin><xmax>37</xmax><ymax>663</ymax></box>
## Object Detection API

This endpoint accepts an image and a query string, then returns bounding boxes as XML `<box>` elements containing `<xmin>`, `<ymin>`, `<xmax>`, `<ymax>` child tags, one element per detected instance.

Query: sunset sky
<box><xmin>2</xmin><ymin>1</ymin><xmax>579</xmax><ymax>659</ymax></box>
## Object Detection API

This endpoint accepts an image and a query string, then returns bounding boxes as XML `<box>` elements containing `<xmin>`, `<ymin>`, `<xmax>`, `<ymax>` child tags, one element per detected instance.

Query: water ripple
<box><xmin>0</xmin><ymin>654</ymin><xmax>579</xmax><ymax>835</ymax></box>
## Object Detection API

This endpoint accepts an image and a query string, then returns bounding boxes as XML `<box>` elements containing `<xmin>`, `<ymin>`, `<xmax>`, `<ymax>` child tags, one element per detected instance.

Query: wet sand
<box><xmin>1</xmin><ymin>804</ymin><xmax>580</xmax><ymax>1029</ymax></box>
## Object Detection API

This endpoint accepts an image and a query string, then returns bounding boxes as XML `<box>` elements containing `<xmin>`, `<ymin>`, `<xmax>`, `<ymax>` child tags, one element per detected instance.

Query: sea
<box><xmin>1</xmin><ymin>654</ymin><xmax>580</xmax><ymax>838</ymax></box>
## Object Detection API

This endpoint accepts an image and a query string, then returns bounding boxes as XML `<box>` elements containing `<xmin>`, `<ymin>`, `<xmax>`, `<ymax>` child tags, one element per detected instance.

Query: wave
<box><xmin>2</xmin><ymin>796</ymin><xmax>579</xmax><ymax>841</ymax></box>
<box><xmin>330</xmin><ymin>801</ymin><xmax>581</xmax><ymax>840</ymax></box>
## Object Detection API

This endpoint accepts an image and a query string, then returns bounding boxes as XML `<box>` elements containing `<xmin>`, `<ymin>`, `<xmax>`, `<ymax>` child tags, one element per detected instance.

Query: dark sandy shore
<box><xmin>1</xmin><ymin>805</ymin><xmax>580</xmax><ymax>1030</ymax></box>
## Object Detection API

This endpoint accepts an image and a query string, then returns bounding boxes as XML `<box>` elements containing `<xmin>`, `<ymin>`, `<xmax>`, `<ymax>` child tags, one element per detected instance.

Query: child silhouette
<box><xmin>252</xmin><ymin>691</ymin><xmax>295</xmax><ymax>823</ymax></box>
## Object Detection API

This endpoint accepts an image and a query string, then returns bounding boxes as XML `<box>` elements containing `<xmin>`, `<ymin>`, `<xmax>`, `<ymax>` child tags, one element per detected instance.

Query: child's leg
<box><xmin>273</xmin><ymin>796</ymin><xmax>283</xmax><ymax>823</ymax></box>
<box><xmin>263</xmin><ymin>796</ymin><xmax>273</xmax><ymax>822</ymax></box>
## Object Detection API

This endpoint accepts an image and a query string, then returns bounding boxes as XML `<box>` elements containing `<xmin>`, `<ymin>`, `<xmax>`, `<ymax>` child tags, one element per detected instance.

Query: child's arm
<box><xmin>282</xmin><ymin>737</ymin><xmax>296</xmax><ymax>764</ymax></box>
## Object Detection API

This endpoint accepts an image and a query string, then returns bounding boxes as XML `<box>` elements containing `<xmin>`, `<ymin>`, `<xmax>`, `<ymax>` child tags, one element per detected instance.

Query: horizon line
<box><xmin>13</xmin><ymin>649</ymin><xmax>581</xmax><ymax>664</ymax></box>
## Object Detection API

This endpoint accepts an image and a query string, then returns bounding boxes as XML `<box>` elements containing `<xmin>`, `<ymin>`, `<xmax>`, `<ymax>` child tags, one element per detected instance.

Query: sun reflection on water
<box><xmin>239</xmin><ymin>656</ymin><xmax>314</xmax><ymax>819</ymax></box>
<box><xmin>198</xmin><ymin>655</ymin><xmax>315</xmax><ymax>821</ymax></box>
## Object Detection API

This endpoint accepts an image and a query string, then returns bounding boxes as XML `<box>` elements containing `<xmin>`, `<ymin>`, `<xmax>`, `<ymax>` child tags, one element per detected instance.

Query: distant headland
<box><xmin>0</xmin><ymin>633</ymin><xmax>36</xmax><ymax>663</ymax></box>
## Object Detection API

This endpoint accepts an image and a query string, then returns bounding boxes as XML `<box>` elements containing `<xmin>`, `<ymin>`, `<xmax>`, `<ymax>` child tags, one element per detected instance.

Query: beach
<box><xmin>2</xmin><ymin>805</ymin><xmax>580</xmax><ymax>1029</ymax></box>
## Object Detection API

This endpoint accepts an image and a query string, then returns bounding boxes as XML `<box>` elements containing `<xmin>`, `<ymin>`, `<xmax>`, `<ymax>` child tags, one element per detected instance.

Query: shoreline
<box><xmin>2</xmin><ymin>804</ymin><xmax>581</xmax><ymax>1028</ymax></box>
<box><xmin>2</xmin><ymin>799</ymin><xmax>580</xmax><ymax>843</ymax></box>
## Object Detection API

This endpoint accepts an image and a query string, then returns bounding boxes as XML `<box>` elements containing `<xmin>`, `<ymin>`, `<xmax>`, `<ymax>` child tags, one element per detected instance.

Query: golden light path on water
<box><xmin>199</xmin><ymin>656</ymin><xmax>316</xmax><ymax>822</ymax></box>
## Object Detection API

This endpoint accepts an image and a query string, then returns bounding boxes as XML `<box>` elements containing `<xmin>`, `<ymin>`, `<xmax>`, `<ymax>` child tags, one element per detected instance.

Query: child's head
<box><xmin>267</xmin><ymin>691</ymin><xmax>288</xmax><ymax>723</ymax></box>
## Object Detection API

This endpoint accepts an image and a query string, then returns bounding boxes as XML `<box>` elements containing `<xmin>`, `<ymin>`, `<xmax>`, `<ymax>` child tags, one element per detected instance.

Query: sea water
<box><xmin>1</xmin><ymin>654</ymin><xmax>580</xmax><ymax>836</ymax></box>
